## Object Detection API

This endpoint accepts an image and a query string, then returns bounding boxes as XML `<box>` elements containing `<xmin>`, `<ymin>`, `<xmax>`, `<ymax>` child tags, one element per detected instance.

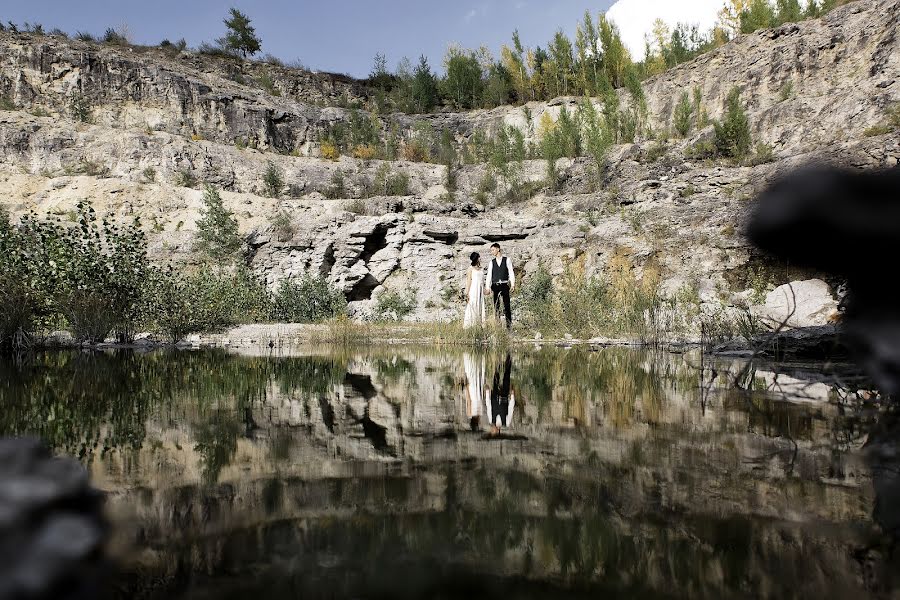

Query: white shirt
<box><xmin>485</xmin><ymin>255</ymin><xmax>515</xmax><ymax>289</ymax></box>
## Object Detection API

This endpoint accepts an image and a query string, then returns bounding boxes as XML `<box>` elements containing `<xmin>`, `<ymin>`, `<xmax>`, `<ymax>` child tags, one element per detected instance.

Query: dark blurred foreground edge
<box><xmin>0</xmin><ymin>437</ymin><xmax>109</xmax><ymax>600</ymax></box>
<box><xmin>747</xmin><ymin>165</ymin><xmax>900</xmax><ymax>397</ymax></box>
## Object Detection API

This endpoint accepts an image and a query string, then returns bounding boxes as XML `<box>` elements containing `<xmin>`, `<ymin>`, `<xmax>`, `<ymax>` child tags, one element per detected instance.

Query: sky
<box><xmin>0</xmin><ymin>1</ymin><xmax>726</xmax><ymax>78</ymax></box>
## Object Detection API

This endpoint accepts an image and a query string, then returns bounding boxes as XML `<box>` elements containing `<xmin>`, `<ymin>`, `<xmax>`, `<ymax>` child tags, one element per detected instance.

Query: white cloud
<box><xmin>606</xmin><ymin>0</ymin><xmax>723</xmax><ymax>60</ymax></box>
<box><xmin>464</xmin><ymin>4</ymin><xmax>489</xmax><ymax>22</ymax></box>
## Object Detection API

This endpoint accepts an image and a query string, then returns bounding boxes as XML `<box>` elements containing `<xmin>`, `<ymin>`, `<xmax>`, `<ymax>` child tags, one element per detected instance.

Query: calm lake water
<box><xmin>1</xmin><ymin>346</ymin><xmax>897</xmax><ymax>599</ymax></box>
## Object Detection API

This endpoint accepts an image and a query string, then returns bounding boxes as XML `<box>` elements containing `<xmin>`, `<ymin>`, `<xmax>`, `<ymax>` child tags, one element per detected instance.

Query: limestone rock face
<box><xmin>751</xmin><ymin>279</ymin><xmax>840</xmax><ymax>328</ymax></box>
<box><xmin>0</xmin><ymin>0</ymin><xmax>897</xmax><ymax>321</ymax></box>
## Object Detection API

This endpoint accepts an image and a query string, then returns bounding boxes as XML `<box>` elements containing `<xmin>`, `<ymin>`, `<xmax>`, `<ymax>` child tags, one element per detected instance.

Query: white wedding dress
<box><xmin>463</xmin><ymin>267</ymin><xmax>485</xmax><ymax>328</ymax></box>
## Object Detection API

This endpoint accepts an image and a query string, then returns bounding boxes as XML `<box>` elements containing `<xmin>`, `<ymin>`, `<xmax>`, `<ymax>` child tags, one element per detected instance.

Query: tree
<box><xmin>262</xmin><ymin>161</ymin><xmax>283</xmax><ymax>198</ymax></box>
<box><xmin>501</xmin><ymin>30</ymin><xmax>531</xmax><ymax>102</ymax></box>
<box><xmin>713</xmin><ymin>87</ymin><xmax>752</xmax><ymax>158</ymax></box>
<box><xmin>775</xmin><ymin>0</ymin><xmax>803</xmax><ymax>23</ymax></box>
<box><xmin>718</xmin><ymin>0</ymin><xmax>752</xmax><ymax>34</ymax></box>
<box><xmin>195</xmin><ymin>186</ymin><xmax>243</xmax><ymax>261</ymax></box>
<box><xmin>411</xmin><ymin>55</ymin><xmax>438</xmax><ymax>112</ymax></box>
<box><xmin>739</xmin><ymin>0</ymin><xmax>776</xmax><ymax>33</ymax></box>
<box><xmin>391</xmin><ymin>57</ymin><xmax>415</xmax><ymax>112</ymax></box>
<box><xmin>369</xmin><ymin>53</ymin><xmax>392</xmax><ymax>90</ymax></box>
<box><xmin>548</xmin><ymin>30</ymin><xmax>575</xmax><ymax>97</ymax></box>
<box><xmin>483</xmin><ymin>62</ymin><xmax>513</xmax><ymax>107</ymax></box>
<box><xmin>597</xmin><ymin>16</ymin><xmax>632</xmax><ymax>88</ymax></box>
<box><xmin>575</xmin><ymin>11</ymin><xmax>600</xmax><ymax>95</ymax></box>
<box><xmin>441</xmin><ymin>46</ymin><xmax>483</xmax><ymax>109</ymax></box>
<box><xmin>673</xmin><ymin>90</ymin><xmax>693</xmax><ymax>137</ymax></box>
<box><xmin>217</xmin><ymin>8</ymin><xmax>261</xmax><ymax>58</ymax></box>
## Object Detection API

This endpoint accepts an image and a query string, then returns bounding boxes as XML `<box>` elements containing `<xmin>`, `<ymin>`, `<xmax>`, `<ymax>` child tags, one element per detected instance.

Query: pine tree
<box><xmin>369</xmin><ymin>53</ymin><xmax>391</xmax><ymax>90</ymax></box>
<box><xmin>673</xmin><ymin>91</ymin><xmax>693</xmax><ymax>137</ymax></box>
<box><xmin>217</xmin><ymin>8</ymin><xmax>261</xmax><ymax>58</ymax></box>
<box><xmin>195</xmin><ymin>186</ymin><xmax>243</xmax><ymax>261</ymax></box>
<box><xmin>713</xmin><ymin>87</ymin><xmax>751</xmax><ymax>158</ymax></box>
<box><xmin>411</xmin><ymin>55</ymin><xmax>438</xmax><ymax>112</ymax></box>
<box><xmin>739</xmin><ymin>0</ymin><xmax>776</xmax><ymax>33</ymax></box>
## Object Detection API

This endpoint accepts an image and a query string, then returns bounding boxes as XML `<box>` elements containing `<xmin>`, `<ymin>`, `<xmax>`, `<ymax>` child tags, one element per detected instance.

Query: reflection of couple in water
<box><xmin>463</xmin><ymin>353</ymin><xmax>515</xmax><ymax>436</ymax></box>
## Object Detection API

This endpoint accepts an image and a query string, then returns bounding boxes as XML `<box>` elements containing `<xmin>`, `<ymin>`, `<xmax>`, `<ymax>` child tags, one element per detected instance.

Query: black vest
<box><xmin>491</xmin><ymin>257</ymin><xmax>509</xmax><ymax>284</ymax></box>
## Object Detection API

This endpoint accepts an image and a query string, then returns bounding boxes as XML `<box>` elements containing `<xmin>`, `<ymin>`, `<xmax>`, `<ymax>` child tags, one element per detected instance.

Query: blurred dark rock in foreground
<box><xmin>747</xmin><ymin>166</ymin><xmax>900</xmax><ymax>397</ymax></box>
<box><xmin>748</xmin><ymin>166</ymin><xmax>900</xmax><ymax>589</ymax></box>
<box><xmin>0</xmin><ymin>437</ymin><xmax>108</xmax><ymax>600</ymax></box>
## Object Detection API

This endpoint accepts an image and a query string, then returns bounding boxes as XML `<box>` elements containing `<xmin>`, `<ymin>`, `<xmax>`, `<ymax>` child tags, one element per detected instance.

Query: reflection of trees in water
<box><xmin>193</xmin><ymin>410</ymin><xmax>242</xmax><ymax>485</ymax></box>
<box><xmin>512</xmin><ymin>348</ymin><xmax>670</xmax><ymax>428</ymax></box>
<box><xmin>0</xmin><ymin>350</ymin><xmax>348</xmax><ymax>461</ymax></box>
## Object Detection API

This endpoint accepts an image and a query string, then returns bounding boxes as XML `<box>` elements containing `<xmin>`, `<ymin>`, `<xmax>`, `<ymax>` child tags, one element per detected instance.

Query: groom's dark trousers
<box><xmin>491</xmin><ymin>282</ymin><xmax>512</xmax><ymax>328</ymax></box>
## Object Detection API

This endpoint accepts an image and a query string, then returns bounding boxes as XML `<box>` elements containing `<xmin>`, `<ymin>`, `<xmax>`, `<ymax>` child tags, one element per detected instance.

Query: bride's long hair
<box><xmin>470</xmin><ymin>252</ymin><xmax>480</xmax><ymax>267</ymax></box>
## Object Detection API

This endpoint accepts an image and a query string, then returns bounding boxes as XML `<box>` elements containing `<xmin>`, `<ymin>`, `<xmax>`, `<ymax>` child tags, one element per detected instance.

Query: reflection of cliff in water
<box><xmin>0</xmin><ymin>347</ymin><xmax>895</xmax><ymax>597</ymax></box>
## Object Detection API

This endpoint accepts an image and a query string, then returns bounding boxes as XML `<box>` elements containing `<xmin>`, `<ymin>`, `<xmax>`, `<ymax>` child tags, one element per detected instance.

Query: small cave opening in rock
<box><xmin>347</xmin><ymin>274</ymin><xmax>380</xmax><ymax>302</ymax></box>
<box><xmin>319</xmin><ymin>243</ymin><xmax>336</xmax><ymax>277</ymax></box>
<box><xmin>360</xmin><ymin>224</ymin><xmax>389</xmax><ymax>264</ymax></box>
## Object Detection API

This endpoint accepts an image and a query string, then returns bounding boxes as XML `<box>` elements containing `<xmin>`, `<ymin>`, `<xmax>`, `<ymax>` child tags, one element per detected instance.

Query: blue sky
<box><xmin>0</xmin><ymin>1</ymin><xmax>623</xmax><ymax>78</ymax></box>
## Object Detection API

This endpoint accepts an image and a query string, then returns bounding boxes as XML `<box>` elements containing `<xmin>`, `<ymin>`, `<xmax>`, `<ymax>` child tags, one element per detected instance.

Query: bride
<box><xmin>463</xmin><ymin>252</ymin><xmax>485</xmax><ymax>328</ymax></box>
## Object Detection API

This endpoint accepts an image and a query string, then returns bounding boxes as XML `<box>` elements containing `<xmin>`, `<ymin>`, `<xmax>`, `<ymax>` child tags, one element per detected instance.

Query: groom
<box><xmin>485</xmin><ymin>243</ymin><xmax>515</xmax><ymax>328</ymax></box>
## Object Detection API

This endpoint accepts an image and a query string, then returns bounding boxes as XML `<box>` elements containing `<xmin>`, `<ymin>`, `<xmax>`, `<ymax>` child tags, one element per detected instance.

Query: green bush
<box><xmin>516</xmin><ymin>262</ymin><xmax>700</xmax><ymax>341</ymax></box>
<box><xmin>271</xmin><ymin>275</ymin><xmax>347</xmax><ymax>322</ymax></box>
<box><xmin>684</xmin><ymin>139</ymin><xmax>717</xmax><ymax>160</ymax></box>
<box><xmin>713</xmin><ymin>88</ymin><xmax>751</xmax><ymax>159</ymax></box>
<box><xmin>673</xmin><ymin>91</ymin><xmax>693</xmax><ymax>137</ymax></box>
<box><xmin>262</xmin><ymin>161</ymin><xmax>284</xmax><ymax>197</ymax></box>
<box><xmin>747</xmin><ymin>142</ymin><xmax>775</xmax><ymax>166</ymax></box>
<box><xmin>0</xmin><ymin>208</ymin><xmax>40</xmax><ymax>350</ymax></box>
<box><xmin>325</xmin><ymin>169</ymin><xmax>346</xmax><ymax>199</ymax></box>
<box><xmin>368</xmin><ymin>164</ymin><xmax>410</xmax><ymax>197</ymax></box>
<box><xmin>69</xmin><ymin>93</ymin><xmax>92</xmax><ymax>123</ymax></box>
<box><xmin>271</xmin><ymin>211</ymin><xmax>296</xmax><ymax>241</ymax></box>
<box><xmin>195</xmin><ymin>185</ymin><xmax>243</xmax><ymax>262</ymax></box>
<box><xmin>174</xmin><ymin>169</ymin><xmax>197</xmax><ymax>188</ymax></box>
<box><xmin>144</xmin><ymin>268</ymin><xmax>270</xmax><ymax>339</ymax></box>
<box><xmin>373</xmin><ymin>288</ymin><xmax>417</xmax><ymax>322</ymax></box>
<box><xmin>1</xmin><ymin>203</ymin><xmax>150</xmax><ymax>344</ymax></box>
<box><xmin>257</xmin><ymin>72</ymin><xmax>280</xmax><ymax>96</ymax></box>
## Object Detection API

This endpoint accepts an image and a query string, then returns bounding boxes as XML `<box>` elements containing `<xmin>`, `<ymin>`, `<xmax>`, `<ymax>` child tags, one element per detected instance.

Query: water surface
<box><xmin>0</xmin><ymin>346</ymin><xmax>895</xmax><ymax>599</ymax></box>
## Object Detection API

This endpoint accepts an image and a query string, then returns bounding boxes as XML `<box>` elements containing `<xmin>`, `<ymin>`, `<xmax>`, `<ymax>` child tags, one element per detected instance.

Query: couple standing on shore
<box><xmin>463</xmin><ymin>243</ymin><xmax>515</xmax><ymax>329</ymax></box>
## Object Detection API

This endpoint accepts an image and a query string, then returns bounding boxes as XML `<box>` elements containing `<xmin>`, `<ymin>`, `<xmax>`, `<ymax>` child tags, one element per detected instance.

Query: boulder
<box><xmin>751</xmin><ymin>279</ymin><xmax>839</xmax><ymax>328</ymax></box>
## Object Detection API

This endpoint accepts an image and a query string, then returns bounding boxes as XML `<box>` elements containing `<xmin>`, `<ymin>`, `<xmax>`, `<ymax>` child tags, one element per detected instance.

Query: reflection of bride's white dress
<box><xmin>463</xmin><ymin>267</ymin><xmax>485</xmax><ymax>328</ymax></box>
<box><xmin>463</xmin><ymin>353</ymin><xmax>485</xmax><ymax>418</ymax></box>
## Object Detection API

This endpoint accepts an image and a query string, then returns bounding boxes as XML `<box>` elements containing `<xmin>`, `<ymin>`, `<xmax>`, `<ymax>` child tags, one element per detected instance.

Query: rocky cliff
<box><xmin>0</xmin><ymin>0</ymin><xmax>898</xmax><ymax>322</ymax></box>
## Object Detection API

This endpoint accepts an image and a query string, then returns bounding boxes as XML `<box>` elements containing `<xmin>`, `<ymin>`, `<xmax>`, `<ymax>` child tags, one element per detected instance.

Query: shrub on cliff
<box><xmin>713</xmin><ymin>87</ymin><xmax>751</xmax><ymax>159</ymax></box>
<box><xmin>216</xmin><ymin>8</ymin><xmax>261</xmax><ymax>58</ymax></box>
<box><xmin>272</xmin><ymin>276</ymin><xmax>347</xmax><ymax>323</ymax></box>
<box><xmin>195</xmin><ymin>186</ymin><xmax>243</xmax><ymax>262</ymax></box>
<box><xmin>262</xmin><ymin>162</ymin><xmax>284</xmax><ymax>198</ymax></box>
<box><xmin>673</xmin><ymin>91</ymin><xmax>693</xmax><ymax>137</ymax></box>
<box><xmin>373</xmin><ymin>288</ymin><xmax>417</xmax><ymax>322</ymax></box>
